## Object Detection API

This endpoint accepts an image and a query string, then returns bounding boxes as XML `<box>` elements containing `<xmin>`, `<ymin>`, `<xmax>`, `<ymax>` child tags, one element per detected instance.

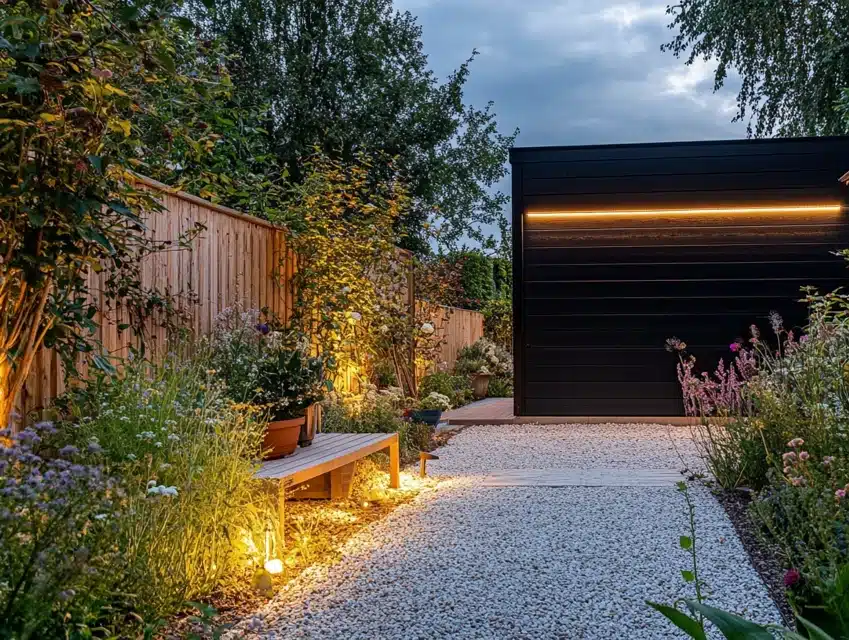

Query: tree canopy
<box><xmin>188</xmin><ymin>0</ymin><xmax>517</xmax><ymax>252</ymax></box>
<box><xmin>663</xmin><ymin>0</ymin><xmax>849</xmax><ymax>137</ymax></box>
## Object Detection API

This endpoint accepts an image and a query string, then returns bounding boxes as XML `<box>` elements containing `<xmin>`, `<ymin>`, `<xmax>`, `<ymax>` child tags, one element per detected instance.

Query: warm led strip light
<box><xmin>525</xmin><ymin>204</ymin><xmax>843</xmax><ymax>219</ymax></box>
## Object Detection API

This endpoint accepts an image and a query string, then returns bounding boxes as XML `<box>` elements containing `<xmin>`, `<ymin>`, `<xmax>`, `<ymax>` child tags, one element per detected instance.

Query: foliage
<box><xmin>417</xmin><ymin>392</ymin><xmax>451</xmax><ymax>412</ymax></box>
<box><xmin>280</xmin><ymin>152</ymin><xmax>407</xmax><ymax>386</ymax></box>
<box><xmin>187</xmin><ymin>0</ymin><xmax>517</xmax><ymax>251</ymax></box>
<box><xmin>418</xmin><ymin>372</ymin><xmax>474</xmax><ymax>409</ymax></box>
<box><xmin>132</xmin><ymin>30</ymin><xmax>283</xmax><ymax>217</ymax></box>
<box><xmin>492</xmin><ymin>257</ymin><xmax>511</xmax><ymax>299</ymax></box>
<box><xmin>670</xmin><ymin>273</ymin><xmax>849</xmax><ymax>629</ymax></box>
<box><xmin>207</xmin><ymin>306</ymin><xmax>332</xmax><ymax>420</ymax></box>
<box><xmin>486</xmin><ymin>375</ymin><xmax>514</xmax><ymax>398</ymax></box>
<box><xmin>647</xmin><ymin>482</ymin><xmax>839</xmax><ymax>640</ymax></box>
<box><xmin>0</xmin><ymin>0</ymin><xmax>199</xmax><ymax>428</ymax></box>
<box><xmin>0</xmin><ymin>422</ymin><xmax>120</xmax><ymax>639</ymax></box>
<box><xmin>65</xmin><ymin>352</ymin><xmax>273</xmax><ymax>623</ymax></box>
<box><xmin>482</xmin><ymin>297</ymin><xmax>513</xmax><ymax>354</ymax></box>
<box><xmin>372</xmin><ymin>360</ymin><xmax>398</xmax><ymax>388</ymax></box>
<box><xmin>662</xmin><ymin>0</ymin><xmax>849</xmax><ymax>137</ymax></box>
<box><xmin>457</xmin><ymin>250</ymin><xmax>494</xmax><ymax>309</ymax></box>
<box><xmin>455</xmin><ymin>338</ymin><xmax>513</xmax><ymax>378</ymax></box>
<box><xmin>322</xmin><ymin>387</ymin><xmax>432</xmax><ymax>462</ymax></box>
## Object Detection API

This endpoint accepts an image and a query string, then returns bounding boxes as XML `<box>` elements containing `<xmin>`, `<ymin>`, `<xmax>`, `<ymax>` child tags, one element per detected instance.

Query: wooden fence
<box><xmin>20</xmin><ymin>176</ymin><xmax>297</xmax><ymax>417</ymax></box>
<box><xmin>420</xmin><ymin>304</ymin><xmax>484</xmax><ymax>376</ymax></box>
<box><xmin>18</xmin><ymin>177</ymin><xmax>483</xmax><ymax>416</ymax></box>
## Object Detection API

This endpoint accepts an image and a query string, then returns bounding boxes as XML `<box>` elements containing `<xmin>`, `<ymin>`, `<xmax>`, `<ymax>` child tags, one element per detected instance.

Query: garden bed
<box><xmin>712</xmin><ymin>488</ymin><xmax>795</xmax><ymax>626</ymax></box>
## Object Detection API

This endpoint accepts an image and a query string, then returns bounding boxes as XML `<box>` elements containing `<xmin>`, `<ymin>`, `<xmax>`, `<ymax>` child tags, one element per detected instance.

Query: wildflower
<box><xmin>58</xmin><ymin>445</ymin><xmax>79</xmax><ymax>458</ymax></box>
<box><xmin>420</xmin><ymin>322</ymin><xmax>435</xmax><ymax>335</ymax></box>
<box><xmin>782</xmin><ymin>451</ymin><xmax>797</xmax><ymax>463</ymax></box>
<box><xmin>836</xmin><ymin>489</ymin><xmax>846</xmax><ymax>500</ymax></box>
<box><xmin>341</xmin><ymin>286</ymin><xmax>351</xmax><ymax>294</ymax></box>
<box><xmin>664</xmin><ymin>337</ymin><xmax>687</xmax><ymax>352</ymax></box>
<box><xmin>784</xmin><ymin>568</ymin><xmax>801</xmax><ymax>587</ymax></box>
<box><xmin>255</xmin><ymin>323</ymin><xmax>270</xmax><ymax>335</ymax></box>
<box><xmin>799</xmin><ymin>451</ymin><xmax>810</xmax><ymax>462</ymax></box>
<box><xmin>769</xmin><ymin>311</ymin><xmax>783</xmax><ymax>333</ymax></box>
<box><xmin>823</xmin><ymin>456</ymin><xmax>835</xmax><ymax>467</ymax></box>
<box><xmin>58</xmin><ymin>589</ymin><xmax>76</xmax><ymax>602</ymax></box>
<box><xmin>729</xmin><ymin>342</ymin><xmax>741</xmax><ymax>352</ymax></box>
<box><xmin>126</xmin><ymin>453</ymin><xmax>137</xmax><ymax>461</ymax></box>
<box><xmin>93</xmin><ymin>514</ymin><xmax>108</xmax><ymax>521</ymax></box>
<box><xmin>87</xmin><ymin>439</ymin><xmax>103</xmax><ymax>454</ymax></box>
<box><xmin>787</xmin><ymin>437</ymin><xmax>805</xmax><ymax>448</ymax></box>
<box><xmin>349</xmin><ymin>311</ymin><xmax>362</xmax><ymax>322</ymax></box>
<box><xmin>789</xmin><ymin>476</ymin><xmax>806</xmax><ymax>487</ymax></box>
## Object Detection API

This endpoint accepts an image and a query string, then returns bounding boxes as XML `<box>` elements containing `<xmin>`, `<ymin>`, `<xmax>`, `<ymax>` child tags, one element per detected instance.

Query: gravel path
<box><xmin>238</xmin><ymin>423</ymin><xmax>782</xmax><ymax>639</ymax></box>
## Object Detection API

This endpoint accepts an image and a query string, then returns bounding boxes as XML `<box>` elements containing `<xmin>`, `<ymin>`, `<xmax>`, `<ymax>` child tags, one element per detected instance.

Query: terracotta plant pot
<box><xmin>472</xmin><ymin>373</ymin><xmax>492</xmax><ymax>399</ymax></box>
<box><xmin>299</xmin><ymin>404</ymin><xmax>320</xmax><ymax>447</ymax></box>
<box><xmin>411</xmin><ymin>409</ymin><xmax>443</xmax><ymax>426</ymax></box>
<box><xmin>263</xmin><ymin>416</ymin><xmax>305</xmax><ymax>459</ymax></box>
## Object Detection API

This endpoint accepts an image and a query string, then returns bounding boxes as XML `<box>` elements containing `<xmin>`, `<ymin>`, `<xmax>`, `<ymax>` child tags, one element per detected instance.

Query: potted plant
<box><xmin>254</xmin><ymin>344</ymin><xmax>333</xmax><ymax>458</ymax></box>
<box><xmin>471</xmin><ymin>366</ymin><xmax>493</xmax><ymax>399</ymax></box>
<box><xmin>411</xmin><ymin>392</ymin><xmax>451</xmax><ymax>426</ymax></box>
<box><xmin>208</xmin><ymin>308</ymin><xmax>333</xmax><ymax>459</ymax></box>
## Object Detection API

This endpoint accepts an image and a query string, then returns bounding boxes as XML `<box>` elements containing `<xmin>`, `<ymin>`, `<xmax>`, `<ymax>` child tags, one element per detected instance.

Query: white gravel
<box><xmin>237</xmin><ymin>423</ymin><xmax>782</xmax><ymax>639</ymax></box>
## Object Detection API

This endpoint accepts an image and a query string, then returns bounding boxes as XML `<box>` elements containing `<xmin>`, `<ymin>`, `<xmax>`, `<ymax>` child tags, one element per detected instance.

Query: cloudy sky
<box><xmin>397</xmin><ymin>0</ymin><xmax>745</xmax><ymax>149</ymax></box>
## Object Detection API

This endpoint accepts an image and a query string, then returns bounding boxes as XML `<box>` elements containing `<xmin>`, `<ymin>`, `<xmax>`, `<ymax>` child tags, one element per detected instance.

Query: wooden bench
<box><xmin>255</xmin><ymin>432</ymin><xmax>400</xmax><ymax>544</ymax></box>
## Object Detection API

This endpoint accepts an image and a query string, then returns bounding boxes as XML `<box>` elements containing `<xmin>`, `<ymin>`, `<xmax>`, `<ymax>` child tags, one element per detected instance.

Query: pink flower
<box><xmin>790</xmin><ymin>476</ymin><xmax>806</xmax><ymax>487</ymax></box>
<box><xmin>783</xmin><ymin>466</ymin><xmax>792</xmax><ymax>475</ymax></box>
<box><xmin>836</xmin><ymin>489</ymin><xmax>847</xmax><ymax>500</ymax></box>
<box><xmin>799</xmin><ymin>451</ymin><xmax>810</xmax><ymax>462</ymax></box>
<box><xmin>787</xmin><ymin>438</ymin><xmax>805</xmax><ymax>448</ymax></box>
<box><xmin>729</xmin><ymin>342</ymin><xmax>741</xmax><ymax>352</ymax></box>
<box><xmin>782</xmin><ymin>451</ymin><xmax>797</xmax><ymax>463</ymax></box>
<box><xmin>784</xmin><ymin>568</ymin><xmax>801</xmax><ymax>587</ymax></box>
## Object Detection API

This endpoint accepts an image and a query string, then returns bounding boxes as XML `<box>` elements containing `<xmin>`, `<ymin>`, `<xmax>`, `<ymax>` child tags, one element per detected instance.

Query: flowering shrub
<box><xmin>418</xmin><ymin>372</ymin><xmax>474</xmax><ymax>408</ymax></box>
<box><xmin>0</xmin><ymin>422</ymin><xmax>121</xmax><ymax>638</ymax></box>
<box><xmin>454</xmin><ymin>338</ymin><xmax>513</xmax><ymax>378</ymax></box>
<box><xmin>672</xmin><ymin>284</ymin><xmax>849</xmax><ymax>630</ymax></box>
<box><xmin>418</xmin><ymin>392</ymin><xmax>451</xmax><ymax>412</ymax></box>
<box><xmin>207</xmin><ymin>306</ymin><xmax>333</xmax><ymax>420</ymax></box>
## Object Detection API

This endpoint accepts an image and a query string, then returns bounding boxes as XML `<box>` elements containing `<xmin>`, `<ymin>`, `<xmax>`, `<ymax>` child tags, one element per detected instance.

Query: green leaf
<box><xmin>153</xmin><ymin>51</ymin><xmax>176</xmax><ymax>74</ymax></box>
<box><xmin>27</xmin><ymin>209</ymin><xmax>45</xmax><ymax>227</ymax></box>
<box><xmin>87</xmin><ymin>155</ymin><xmax>104</xmax><ymax>173</ymax></box>
<box><xmin>647</xmin><ymin>601</ymin><xmax>707</xmax><ymax>640</ymax></box>
<box><xmin>174</xmin><ymin>16</ymin><xmax>194</xmax><ymax>31</ymax></box>
<box><xmin>681</xmin><ymin>570</ymin><xmax>695</xmax><ymax>583</ymax></box>
<box><xmin>680</xmin><ymin>536</ymin><xmax>693</xmax><ymax>550</ymax></box>
<box><xmin>91</xmin><ymin>354</ymin><xmax>116</xmax><ymax>375</ymax></box>
<box><xmin>684</xmin><ymin>601</ymin><xmax>774</xmax><ymax>639</ymax></box>
<box><xmin>794</xmin><ymin>616</ymin><xmax>836</xmax><ymax>640</ymax></box>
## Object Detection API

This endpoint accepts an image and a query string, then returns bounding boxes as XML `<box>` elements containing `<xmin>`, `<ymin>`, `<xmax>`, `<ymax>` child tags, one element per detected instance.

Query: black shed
<box><xmin>510</xmin><ymin>137</ymin><xmax>849</xmax><ymax>417</ymax></box>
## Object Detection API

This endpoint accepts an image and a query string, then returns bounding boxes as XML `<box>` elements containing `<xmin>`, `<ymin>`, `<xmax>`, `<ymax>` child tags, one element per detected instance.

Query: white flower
<box><xmin>420</xmin><ymin>322</ymin><xmax>434</xmax><ymax>335</ymax></box>
<box><xmin>341</xmin><ymin>286</ymin><xmax>351</xmax><ymax>294</ymax></box>
<box><xmin>167</xmin><ymin>433</ymin><xmax>180</xmax><ymax>442</ymax></box>
<box><xmin>154</xmin><ymin>441</ymin><xmax>163</xmax><ymax>448</ymax></box>
<box><xmin>93</xmin><ymin>514</ymin><xmax>108</xmax><ymax>521</ymax></box>
<box><xmin>147</xmin><ymin>484</ymin><xmax>179</xmax><ymax>497</ymax></box>
<box><xmin>126</xmin><ymin>453</ymin><xmax>137</xmax><ymax>461</ymax></box>
<box><xmin>136</xmin><ymin>431</ymin><xmax>155</xmax><ymax>441</ymax></box>
<box><xmin>379</xmin><ymin>325</ymin><xmax>389</xmax><ymax>334</ymax></box>
<box><xmin>349</xmin><ymin>311</ymin><xmax>362</xmax><ymax>322</ymax></box>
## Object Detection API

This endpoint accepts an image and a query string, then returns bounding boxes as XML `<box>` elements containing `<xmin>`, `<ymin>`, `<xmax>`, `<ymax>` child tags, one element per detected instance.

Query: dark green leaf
<box><xmin>681</xmin><ymin>570</ymin><xmax>695</xmax><ymax>583</ymax></box>
<box><xmin>795</xmin><ymin>616</ymin><xmax>836</xmax><ymax>640</ymax></box>
<box><xmin>27</xmin><ymin>210</ymin><xmax>45</xmax><ymax>227</ymax></box>
<box><xmin>174</xmin><ymin>16</ymin><xmax>194</xmax><ymax>31</ymax></box>
<box><xmin>647</xmin><ymin>601</ymin><xmax>708</xmax><ymax>640</ymax></box>
<box><xmin>87</xmin><ymin>155</ymin><xmax>104</xmax><ymax>173</ymax></box>
<box><xmin>680</xmin><ymin>536</ymin><xmax>693</xmax><ymax>550</ymax></box>
<box><xmin>153</xmin><ymin>51</ymin><xmax>176</xmax><ymax>74</ymax></box>
<box><xmin>685</xmin><ymin>601</ymin><xmax>774</xmax><ymax>639</ymax></box>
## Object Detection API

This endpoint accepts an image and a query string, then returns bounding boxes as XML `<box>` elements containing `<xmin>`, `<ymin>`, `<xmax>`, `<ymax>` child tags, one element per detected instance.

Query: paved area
<box><xmin>237</xmin><ymin>423</ymin><xmax>781</xmax><ymax>639</ymax></box>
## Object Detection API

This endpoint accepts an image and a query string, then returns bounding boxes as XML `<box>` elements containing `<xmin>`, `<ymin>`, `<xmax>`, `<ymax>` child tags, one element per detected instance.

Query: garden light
<box><xmin>525</xmin><ymin>204</ymin><xmax>842</xmax><ymax>219</ymax></box>
<box><xmin>263</xmin><ymin>558</ymin><xmax>284</xmax><ymax>575</ymax></box>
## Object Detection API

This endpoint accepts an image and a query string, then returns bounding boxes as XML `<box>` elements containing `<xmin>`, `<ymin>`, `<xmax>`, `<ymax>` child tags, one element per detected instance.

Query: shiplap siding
<box><xmin>511</xmin><ymin>137</ymin><xmax>849</xmax><ymax>417</ymax></box>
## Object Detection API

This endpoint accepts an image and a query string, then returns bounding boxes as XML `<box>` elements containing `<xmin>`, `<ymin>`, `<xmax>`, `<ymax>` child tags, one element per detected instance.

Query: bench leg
<box><xmin>278</xmin><ymin>480</ymin><xmax>286</xmax><ymax>549</ymax></box>
<box><xmin>389</xmin><ymin>436</ymin><xmax>400</xmax><ymax>489</ymax></box>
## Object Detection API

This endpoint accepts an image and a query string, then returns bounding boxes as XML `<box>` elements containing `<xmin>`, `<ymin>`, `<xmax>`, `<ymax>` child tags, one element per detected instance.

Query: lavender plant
<box><xmin>0</xmin><ymin>422</ymin><xmax>121</xmax><ymax>638</ymax></box>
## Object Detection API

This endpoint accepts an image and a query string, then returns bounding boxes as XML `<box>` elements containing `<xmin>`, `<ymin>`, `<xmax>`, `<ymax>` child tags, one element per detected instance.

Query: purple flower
<box><xmin>255</xmin><ymin>323</ymin><xmax>270</xmax><ymax>335</ymax></box>
<box><xmin>784</xmin><ymin>568</ymin><xmax>801</xmax><ymax>587</ymax></box>
<box><xmin>58</xmin><ymin>445</ymin><xmax>79</xmax><ymax>458</ymax></box>
<box><xmin>729</xmin><ymin>342</ymin><xmax>741</xmax><ymax>352</ymax></box>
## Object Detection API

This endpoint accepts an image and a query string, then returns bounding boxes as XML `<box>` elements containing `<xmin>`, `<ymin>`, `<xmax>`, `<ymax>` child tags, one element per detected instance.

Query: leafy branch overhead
<box><xmin>0</xmin><ymin>0</ymin><xmax>198</xmax><ymax>427</ymax></box>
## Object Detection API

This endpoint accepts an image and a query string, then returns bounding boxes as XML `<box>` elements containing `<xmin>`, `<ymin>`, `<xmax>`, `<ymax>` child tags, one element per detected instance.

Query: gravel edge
<box><xmin>712</xmin><ymin>489</ymin><xmax>795</xmax><ymax>627</ymax></box>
